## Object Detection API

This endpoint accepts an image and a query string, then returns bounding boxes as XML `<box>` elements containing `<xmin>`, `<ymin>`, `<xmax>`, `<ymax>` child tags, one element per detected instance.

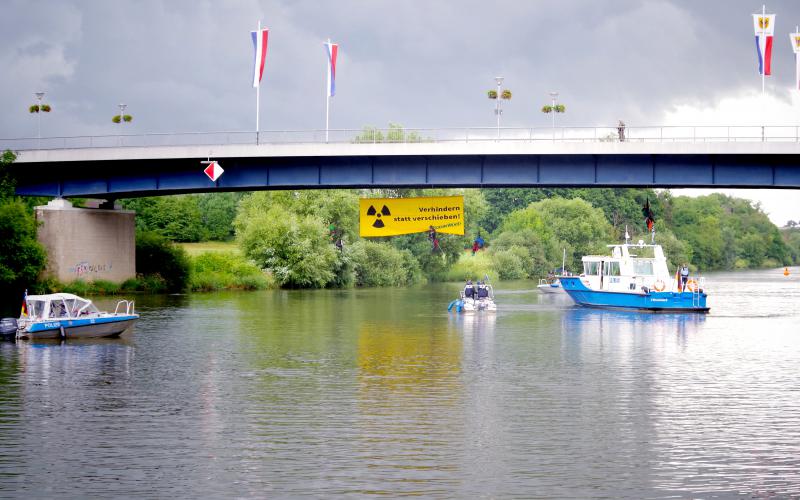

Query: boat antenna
<box><xmin>624</xmin><ymin>225</ymin><xmax>630</xmax><ymax>244</ymax></box>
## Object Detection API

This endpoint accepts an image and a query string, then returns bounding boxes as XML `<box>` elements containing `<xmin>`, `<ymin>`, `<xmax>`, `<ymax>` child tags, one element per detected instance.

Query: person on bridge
<box><xmin>618</xmin><ymin>120</ymin><xmax>626</xmax><ymax>142</ymax></box>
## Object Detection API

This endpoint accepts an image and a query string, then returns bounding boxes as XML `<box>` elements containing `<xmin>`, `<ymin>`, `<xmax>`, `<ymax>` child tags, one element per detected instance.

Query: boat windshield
<box><xmin>633</xmin><ymin>259</ymin><xmax>655</xmax><ymax>276</ymax></box>
<box><xmin>584</xmin><ymin>262</ymin><xmax>600</xmax><ymax>275</ymax></box>
<box><xmin>603</xmin><ymin>261</ymin><xmax>621</xmax><ymax>276</ymax></box>
<box><xmin>72</xmin><ymin>299</ymin><xmax>99</xmax><ymax>316</ymax></box>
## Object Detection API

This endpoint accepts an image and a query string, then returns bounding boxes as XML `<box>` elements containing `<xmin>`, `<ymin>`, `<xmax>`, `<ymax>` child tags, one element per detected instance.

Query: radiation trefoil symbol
<box><xmin>366</xmin><ymin>205</ymin><xmax>391</xmax><ymax>228</ymax></box>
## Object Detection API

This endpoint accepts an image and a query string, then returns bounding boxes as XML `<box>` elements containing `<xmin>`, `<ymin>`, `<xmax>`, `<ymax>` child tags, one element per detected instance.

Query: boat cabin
<box><xmin>24</xmin><ymin>293</ymin><xmax>100</xmax><ymax>320</ymax></box>
<box><xmin>576</xmin><ymin>243</ymin><xmax>674</xmax><ymax>293</ymax></box>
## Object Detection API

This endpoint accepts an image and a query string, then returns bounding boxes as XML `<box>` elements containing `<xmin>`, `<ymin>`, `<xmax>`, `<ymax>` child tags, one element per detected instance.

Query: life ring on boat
<box><xmin>653</xmin><ymin>280</ymin><xmax>666</xmax><ymax>292</ymax></box>
<box><xmin>685</xmin><ymin>279</ymin><xmax>698</xmax><ymax>292</ymax></box>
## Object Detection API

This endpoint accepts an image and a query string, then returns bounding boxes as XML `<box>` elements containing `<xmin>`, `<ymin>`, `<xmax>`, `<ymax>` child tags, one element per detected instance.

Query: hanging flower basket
<box><xmin>541</xmin><ymin>105</ymin><xmax>553</xmax><ymax>113</ymax></box>
<box><xmin>123</xmin><ymin>114</ymin><xmax>132</xmax><ymax>122</ymax></box>
<box><xmin>29</xmin><ymin>105</ymin><xmax>40</xmax><ymax>113</ymax></box>
<box><xmin>112</xmin><ymin>115</ymin><xmax>121</xmax><ymax>123</ymax></box>
<box><xmin>554</xmin><ymin>104</ymin><xmax>566</xmax><ymax>113</ymax></box>
<box><xmin>41</xmin><ymin>104</ymin><xmax>51</xmax><ymax>112</ymax></box>
<box><xmin>501</xmin><ymin>89</ymin><xmax>512</xmax><ymax>100</ymax></box>
<box><xmin>487</xmin><ymin>90</ymin><xmax>498</xmax><ymax>99</ymax></box>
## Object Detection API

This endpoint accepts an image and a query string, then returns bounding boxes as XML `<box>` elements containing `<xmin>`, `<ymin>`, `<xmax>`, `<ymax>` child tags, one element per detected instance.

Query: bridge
<box><xmin>6</xmin><ymin>125</ymin><xmax>800</xmax><ymax>198</ymax></box>
<box><xmin>5</xmin><ymin>125</ymin><xmax>799</xmax><ymax>285</ymax></box>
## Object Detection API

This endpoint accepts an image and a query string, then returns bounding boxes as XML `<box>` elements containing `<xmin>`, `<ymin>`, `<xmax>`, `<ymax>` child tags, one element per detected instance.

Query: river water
<box><xmin>1</xmin><ymin>269</ymin><xmax>799</xmax><ymax>498</ymax></box>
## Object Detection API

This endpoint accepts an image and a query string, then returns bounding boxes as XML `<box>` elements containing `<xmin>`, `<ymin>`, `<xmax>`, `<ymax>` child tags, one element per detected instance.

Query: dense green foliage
<box><xmin>121</xmin><ymin>193</ymin><xmax>242</xmax><ymax>242</ymax></box>
<box><xmin>0</xmin><ymin>151</ymin><xmax>48</xmax><ymax>312</ymax></box>
<box><xmin>491</xmin><ymin>198</ymin><xmax>613</xmax><ymax>277</ymax></box>
<box><xmin>135</xmin><ymin>231</ymin><xmax>191</xmax><ymax>292</ymax></box>
<box><xmin>782</xmin><ymin>227</ymin><xmax>800</xmax><ymax>264</ymax></box>
<box><xmin>0</xmin><ymin>199</ymin><xmax>47</xmax><ymax>297</ymax></box>
<box><xmin>667</xmin><ymin>194</ymin><xmax>788</xmax><ymax>269</ymax></box>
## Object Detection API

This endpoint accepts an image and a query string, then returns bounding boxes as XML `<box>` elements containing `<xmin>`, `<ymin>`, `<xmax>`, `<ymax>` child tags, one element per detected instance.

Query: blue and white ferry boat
<box><xmin>558</xmin><ymin>242</ymin><xmax>709</xmax><ymax>313</ymax></box>
<box><xmin>15</xmin><ymin>293</ymin><xmax>139</xmax><ymax>340</ymax></box>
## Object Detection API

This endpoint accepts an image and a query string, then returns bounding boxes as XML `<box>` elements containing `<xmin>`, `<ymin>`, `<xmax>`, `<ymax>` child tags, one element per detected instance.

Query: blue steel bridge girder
<box><xmin>13</xmin><ymin>153</ymin><xmax>800</xmax><ymax>198</ymax></box>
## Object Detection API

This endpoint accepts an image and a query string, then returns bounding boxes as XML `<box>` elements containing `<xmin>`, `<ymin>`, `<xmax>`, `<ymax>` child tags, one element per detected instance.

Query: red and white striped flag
<box><xmin>251</xmin><ymin>28</ymin><xmax>269</xmax><ymax>87</ymax></box>
<box><xmin>753</xmin><ymin>13</ymin><xmax>775</xmax><ymax>76</ymax></box>
<box><xmin>324</xmin><ymin>41</ymin><xmax>338</xmax><ymax>97</ymax></box>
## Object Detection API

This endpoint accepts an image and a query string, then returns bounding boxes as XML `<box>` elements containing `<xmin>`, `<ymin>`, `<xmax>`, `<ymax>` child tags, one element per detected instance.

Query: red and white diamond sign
<box><xmin>203</xmin><ymin>161</ymin><xmax>224</xmax><ymax>182</ymax></box>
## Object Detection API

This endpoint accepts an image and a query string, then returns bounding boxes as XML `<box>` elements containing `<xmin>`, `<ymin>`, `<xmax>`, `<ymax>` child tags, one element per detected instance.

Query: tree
<box><xmin>0</xmin><ymin>200</ymin><xmax>47</xmax><ymax>303</ymax></box>
<box><xmin>235</xmin><ymin>203</ymin><xmax>339</xmax><ymax>288</ymax></box>
<box><xmin>1</xmin><ymin>150</ymin><xmax>17</xmax><ymax>200</ymax></box>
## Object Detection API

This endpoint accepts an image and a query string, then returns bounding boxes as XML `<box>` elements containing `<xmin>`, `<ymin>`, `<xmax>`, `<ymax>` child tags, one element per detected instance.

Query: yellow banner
<box><xmin>359</xmin><ymin>196</ymin><xmax>464</xmax><ymax>237</ymax></box>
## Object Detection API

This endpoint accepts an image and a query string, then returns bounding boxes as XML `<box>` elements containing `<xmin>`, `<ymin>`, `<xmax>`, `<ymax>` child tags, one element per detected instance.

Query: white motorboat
<box><xmin>13</xmin><ymin>292</ymin><xmax>139</xmax><ymax>340</ymax></box>
<box><xmin>449</xmin><ymin>281</ymin><xmax>497</xmax><ymax>313</ymax></box>
<box><xmin>537</xmin><ymin>278</ymin><xmax>563</xmax><ymax>294</ymax></box>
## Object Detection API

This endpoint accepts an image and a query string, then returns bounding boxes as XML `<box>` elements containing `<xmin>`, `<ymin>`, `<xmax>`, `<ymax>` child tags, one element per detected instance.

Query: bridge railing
<box><xmin>3</xmin><ymin>125</ymin><xmax>800</xmax><ymax>151</ymax></box>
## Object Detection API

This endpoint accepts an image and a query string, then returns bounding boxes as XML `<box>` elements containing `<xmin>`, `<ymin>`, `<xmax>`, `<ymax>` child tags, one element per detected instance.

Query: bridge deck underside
<box><xmin>15</xmin><ymin>154</ymin><xmax>800</xmax><ymax>197</ymax></box>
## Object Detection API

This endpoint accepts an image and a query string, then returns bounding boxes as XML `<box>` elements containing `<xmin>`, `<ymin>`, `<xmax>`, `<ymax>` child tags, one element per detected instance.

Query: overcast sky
<box><xmin>1</xmin><ymin>0</ymin><xmax>799</xmax><ymax>224</ymax></box>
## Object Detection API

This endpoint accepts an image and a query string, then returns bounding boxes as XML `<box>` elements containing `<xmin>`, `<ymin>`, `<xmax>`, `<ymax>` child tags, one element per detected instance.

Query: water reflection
<box><xmin>0</xmin><ymin>275</ymin><xmax>799</xmax><ymax>497</ymax></box>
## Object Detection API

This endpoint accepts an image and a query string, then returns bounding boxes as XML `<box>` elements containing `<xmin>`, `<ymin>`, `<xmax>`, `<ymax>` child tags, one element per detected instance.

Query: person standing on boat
<box><xmin>679</xmin><ymin>263</ymin><xmax>690</xmax><ymax>291</ymax></box>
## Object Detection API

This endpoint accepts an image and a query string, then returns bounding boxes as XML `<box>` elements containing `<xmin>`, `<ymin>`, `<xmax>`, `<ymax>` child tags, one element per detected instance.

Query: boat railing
<box><xmin>114</xmin><ymin>300</ymin><xmax>135</xmax><ymax>316</ymax></box>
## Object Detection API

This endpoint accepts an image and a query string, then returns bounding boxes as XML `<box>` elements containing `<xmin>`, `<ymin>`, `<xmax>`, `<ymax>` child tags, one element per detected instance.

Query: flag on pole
<box><xmin>791</xmin><ymin>32</ymin><xmax>800</xmax><ymax>90</ymax></box>
<box><xmin>324</xmin><ymin>41</ymin><xmax>338</xmax><ymax>97</ymax></box>
<box><xmin>20</xmin><ymin>289</ymin><xmax>28</xmax><ymax>318</ymax></box>
<box><xmin>251</xmin><ymin>28</ymin><xmax>269</xmax><ymax>87</ymax></box>
<box><xmin>753</xmin><ymin>13</ymin><xmax>775</xmax><ymax>76</ymax></box>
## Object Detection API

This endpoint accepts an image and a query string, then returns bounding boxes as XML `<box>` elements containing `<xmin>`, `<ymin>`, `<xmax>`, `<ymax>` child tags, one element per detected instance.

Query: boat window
<box><xmin>633</xmin><ymin>260</ymin><xmax>654</xmax><ymax>275</ymax></box>
<box><xmin>604</xmin><ymin>261</ymin><xmax>621</xmax><ymax>276</ymax></box>
<box><xmin>584</xmin><ymin>262</ymin><xmax>599</xmax><ymax>275</ymax></box>
<box><xmin>49</xmin><ymin>299</ymin><xmax>68</xmax><ymax>318</ymax></box>
<box><xmin>27</xmin><ymin>300</ymin><xmax>45</xmax><ymax>319</ymax></box>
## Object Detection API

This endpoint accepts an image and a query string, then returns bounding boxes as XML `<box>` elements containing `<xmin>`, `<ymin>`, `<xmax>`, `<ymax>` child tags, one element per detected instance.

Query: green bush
<box><xmin>445</xmin><ymin>251</ymin><xmax>495</xmax><ymax>282</ymax></box>
<box><xmin>236</xmin><ymin>204</ymin><xmax>338</xmax><ymax>288</ymax></box>
<box><xmin>493</xmin><ymin>249</ymin><xmax>526</xmax><ymax>280</ymax></box>
<box><xmin>136</xmin><ymin>231</ymin><xmax>190</xmax><ymax>292</ymax></box>
<box><xmin>349</xmin><ymin>240</ymin><xmax>415</xmax><ymax>287</ymax></box>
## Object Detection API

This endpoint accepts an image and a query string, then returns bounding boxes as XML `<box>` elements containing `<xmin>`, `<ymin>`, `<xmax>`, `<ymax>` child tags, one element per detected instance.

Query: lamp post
<box><xmin>548</xmin><ymin>92</ymin><xmax>558</xmax><ymax>130</ymax></box>
<box><xmin>487</xmin><ymin>77</ymin><xmax>512</xmax><ymax>140</ymax></box>
<box><xmin>29</xmin><ymin>92</ymin><xmax>51</xmax><ymax>146</ymax></box>
<box><xmin>541</xmin><ymin>91</ymin><xmax>566</xmax><ymax>142</ymax></box>
<box><xmin>34</xmin><ymin>92</ymin><xmax>44</xmax><ymax>140</ymax></box>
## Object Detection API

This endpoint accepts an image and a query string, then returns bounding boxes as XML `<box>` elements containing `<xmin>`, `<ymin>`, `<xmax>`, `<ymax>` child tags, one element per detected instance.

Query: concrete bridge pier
<box><xmin>35</xmin><ymin>199</ymin><xmax>135</xmax><ymax>284</ymax></box>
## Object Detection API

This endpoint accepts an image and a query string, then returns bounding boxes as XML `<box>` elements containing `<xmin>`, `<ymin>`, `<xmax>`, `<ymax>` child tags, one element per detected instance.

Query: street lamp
<box><xmin>29</xmin><ymin>91</ymin><xmax>52</xmax><ymax>144</ymax></box>
<box><xmin>541</xmin><ymin>91</ymin><xmax>566</xmax><ymax>141</ymax></box>
<box><xmin>112</xmin><ymin>103</ymin><xmax>132</xmax><ymax>124</ymax></box>
<box><xmin>487</xmin><ymin>76</ymin><xmax>512</xmax><ymax>139</ymax></box>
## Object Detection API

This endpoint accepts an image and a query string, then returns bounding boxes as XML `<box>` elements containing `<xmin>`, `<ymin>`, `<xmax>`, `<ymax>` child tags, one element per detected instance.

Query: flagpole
<box><xmin>256</xmin><ymin>20</ymin><xmax>261</xmax><ymax>143</ymax></box>
<box><xmin>326</xmin><ymin>38</ymin><xmax>331</xmax><ymax>143</ymax></box>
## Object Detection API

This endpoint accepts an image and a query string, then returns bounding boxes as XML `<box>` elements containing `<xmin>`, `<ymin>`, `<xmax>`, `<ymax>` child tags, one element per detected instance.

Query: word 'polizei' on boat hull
<box><xmin>559</xmin><ymin>242</ymin><xmax>709</xmax><ymax>313</ymax></box>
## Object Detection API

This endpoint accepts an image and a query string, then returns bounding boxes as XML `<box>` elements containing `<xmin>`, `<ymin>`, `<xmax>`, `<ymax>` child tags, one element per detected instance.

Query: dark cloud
<box><xmin>3</xmin><ymin>0</ymin><xmax>800</xmax><ymax>138</ymax></box>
